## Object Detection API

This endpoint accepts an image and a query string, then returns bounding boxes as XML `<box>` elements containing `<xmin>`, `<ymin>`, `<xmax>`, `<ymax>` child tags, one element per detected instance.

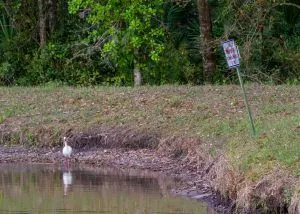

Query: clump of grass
<box><xmin>68</xmin><ymin>126</ymin><xmax>160</xmax><ymax>150</ymax></box>
<box><xmin>234</xmin><ymin>169</ymin><xmax>295</xmax><ymax>212</ymax></box>
<box><xmin>205</xmin><ymin>155</ymin><xmax>243</xmax><ymax>200</ymax></box>
<box><xmin>228</xmin><ymin>115</ymin><xmax>300</xmax><ymax>179</ymax></box>
<box><xmin>289</xmin><ymin>183</ymin><xmax>300</xmax><ymax>214</ymax></box>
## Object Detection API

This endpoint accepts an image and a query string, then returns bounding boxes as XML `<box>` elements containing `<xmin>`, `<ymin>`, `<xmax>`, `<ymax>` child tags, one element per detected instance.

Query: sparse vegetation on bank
<box><xmin>0</xmin><ymin>84</ymin><xmax>299</xmax><ymax>212</ymax></box>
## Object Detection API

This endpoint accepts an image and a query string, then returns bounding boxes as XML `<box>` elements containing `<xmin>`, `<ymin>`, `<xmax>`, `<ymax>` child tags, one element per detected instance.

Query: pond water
<box><xmin>0</xmin><ymin>164</ymin><xmax>214</xmax><ymax>214</ymax></box>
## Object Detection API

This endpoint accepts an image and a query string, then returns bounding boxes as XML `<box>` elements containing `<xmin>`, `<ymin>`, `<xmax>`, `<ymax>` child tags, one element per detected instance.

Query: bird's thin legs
<box><xmin>67</xmin><ymin>158</ymin><xmax>70</xmax><ymax>169</ymax></box>
<box><xmin>64</xmin><ymin>158</ymin><xmax>70</xmax><ymax>169</ymax></box>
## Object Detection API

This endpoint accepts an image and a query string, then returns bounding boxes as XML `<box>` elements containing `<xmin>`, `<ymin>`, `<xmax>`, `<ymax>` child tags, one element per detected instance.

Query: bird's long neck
<box><xmin>64</xmin><ymin>141</ymin><xmax>68</xmax><ymax>147</ymax></box>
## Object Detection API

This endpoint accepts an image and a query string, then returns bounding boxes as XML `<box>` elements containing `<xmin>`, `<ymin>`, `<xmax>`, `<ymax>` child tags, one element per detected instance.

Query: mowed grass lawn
<box><xmin>0</xmin><ymin>84</ymin><xmax>299</xmax><ymax>180</ymax></box>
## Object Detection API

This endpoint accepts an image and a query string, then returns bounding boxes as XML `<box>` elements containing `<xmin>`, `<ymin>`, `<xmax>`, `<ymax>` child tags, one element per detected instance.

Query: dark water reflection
<box><xmin>0</xmin><ymin>164</ymin><xmax>213</xmax><ymax>214</ymax></box>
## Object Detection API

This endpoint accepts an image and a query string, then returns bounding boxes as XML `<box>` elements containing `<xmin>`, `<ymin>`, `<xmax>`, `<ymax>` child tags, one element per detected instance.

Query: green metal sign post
<box><xmin>222</xmin><ymin>40</ymin><xmax>256</xmax><ymax>136</ymax></box>
<box><xmin>236</xmin><ymin>67</ymin><xmax>256</xmax><ymax>136</ymax></box>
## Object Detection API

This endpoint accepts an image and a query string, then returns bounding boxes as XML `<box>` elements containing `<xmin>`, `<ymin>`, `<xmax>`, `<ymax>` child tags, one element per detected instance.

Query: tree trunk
<box><xmin>133</xmin><ymin>63</ymin><xmax>142</xmax><ymax>86</ymax></box>
<box><xmin>47</xmin><ymin>0</ymin><xmax>57</xmax><ymax>33</ymax></box>
<box><xmin>196</xmin><ymin>0</ymin><xmax>216</xmax><ymax>83</ymax></box>
<box><xmin>38</xmin><ymin>0</ymin><xmax>47</xmax><ymax>46</ymax></box>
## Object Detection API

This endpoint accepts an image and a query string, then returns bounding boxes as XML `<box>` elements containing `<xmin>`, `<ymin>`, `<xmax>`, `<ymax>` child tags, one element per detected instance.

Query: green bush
<box><xmin>0</xmin><ymin>62</ymin><xmax>13</xmax><ymax>85</ymax></box>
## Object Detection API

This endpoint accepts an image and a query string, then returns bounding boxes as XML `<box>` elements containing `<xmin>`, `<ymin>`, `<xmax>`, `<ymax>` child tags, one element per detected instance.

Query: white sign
<box><xmin>222</xmin><ymin>40</ymin><xmax>240</xmax><ymax>69</ymax></box>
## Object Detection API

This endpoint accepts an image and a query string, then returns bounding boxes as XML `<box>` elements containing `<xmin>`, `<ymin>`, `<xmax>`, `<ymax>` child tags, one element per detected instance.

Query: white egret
<box><xmin>62</xmin><ymin>137</ymin><xmax>72</xmax><ymax>168</ymax></box>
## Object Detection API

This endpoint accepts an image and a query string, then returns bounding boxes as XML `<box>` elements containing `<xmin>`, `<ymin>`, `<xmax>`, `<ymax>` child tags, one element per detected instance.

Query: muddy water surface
<box><xmin>0</xmin><ymin>164</ymin><xmax>214</xmax><ymax>214</ymax></box>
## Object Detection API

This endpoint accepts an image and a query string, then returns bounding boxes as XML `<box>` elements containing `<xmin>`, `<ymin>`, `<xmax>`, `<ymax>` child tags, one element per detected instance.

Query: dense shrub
<box><xmin>0</xmin><ymin>0</ymin><xmax>299</xmax><ymax>86</ymax></box>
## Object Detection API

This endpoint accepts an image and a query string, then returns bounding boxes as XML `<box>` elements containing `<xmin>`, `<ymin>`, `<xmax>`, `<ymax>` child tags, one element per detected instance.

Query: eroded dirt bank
<box><xmin>1</xmin><ymin>125</ymin><xmax>299</xmax><ymax>214</ymax></box>
<box><xmin>1</xmin><ymin>126</ymin><xmax>299</xmax><ymax>214</ymax></box>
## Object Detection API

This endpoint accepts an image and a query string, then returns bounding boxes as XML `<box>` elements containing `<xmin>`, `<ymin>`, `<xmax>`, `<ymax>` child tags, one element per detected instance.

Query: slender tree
<box><xmin>38</xmin><ymin>0</ymin><xmax>60</xmax><ymax>46</ymax></box>
<box><xmin>47</xmin><ymin>0</ymin><xmax>57</xmax><ymax>33</ymax></box>
<box><xmin>38</xmin><ymin>0</ymin><xmax>47</xmax><ymax>46</ymax></box>
<box><xmin>196</xmin><ymin>0</ymin><xmax>216</xmax><ymax>82</ymax></box>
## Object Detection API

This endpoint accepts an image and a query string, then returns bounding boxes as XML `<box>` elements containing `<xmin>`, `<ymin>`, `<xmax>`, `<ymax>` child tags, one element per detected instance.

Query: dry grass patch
<box><xmin>236</xmin><ymin>170</ymin><xmax>296</xmax><ymax>212</ymax></box>
<box><xmin>205</xmin><ymin>155</ymin><xmax>243</xmax><ymax>200</ymax></box>
<box><xmin>67</xmin><ymin>126</ymin><xmax>160</xmax><ymax>150</ymax></box>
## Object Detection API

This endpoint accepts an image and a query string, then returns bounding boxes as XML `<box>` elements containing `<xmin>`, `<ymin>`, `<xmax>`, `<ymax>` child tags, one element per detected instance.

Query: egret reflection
<box><xmin>63</xmin><ymin>171</ymin><xmax>73</xmax><ymax>196</ymax></box>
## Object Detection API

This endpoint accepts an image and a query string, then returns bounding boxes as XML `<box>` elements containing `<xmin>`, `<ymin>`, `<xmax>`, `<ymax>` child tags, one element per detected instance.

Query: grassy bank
<box><xmin>0</xmin><ymin>84</ymin><xmax>299</xmax><ymax>212</ymax></box>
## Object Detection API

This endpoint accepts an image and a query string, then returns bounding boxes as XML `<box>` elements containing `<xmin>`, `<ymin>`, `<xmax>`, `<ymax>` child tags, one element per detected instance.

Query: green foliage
<box><xmin>21</xmin><ymin>43</ymin><xmax>108</xmax><ymax>86</ymax></box>
<box><xmin>0</xmin><ymin>15</ymin><xmax>14</xmax><ymax>50</ymax></box>
<box><xmin>143</xmin><ymin>42</ymin><xmax>202</xmax><ymax>85</ymax></box>
<box><xmin>215</xmin><ymin>0</ymin><xmax>300</xmax><ymax>84</ymax></box>
<box><xmin>0</xmin><ymin>0</ymin><xmax>299</xmax><ymax>85</ymax></box>
<box><xmin>0</xmin><ymin>13</ymin><xmax>18</xmax><ymax>85</ymax></box>
<box><xmin>69</xmin><ymin>0</ymin><xmax>166</xmax><ymax>83</ymax></box>
<box><xmin>0</xmin><ymin>62</ymin><xmax>13</xmax><ymax>85</ymax></box>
